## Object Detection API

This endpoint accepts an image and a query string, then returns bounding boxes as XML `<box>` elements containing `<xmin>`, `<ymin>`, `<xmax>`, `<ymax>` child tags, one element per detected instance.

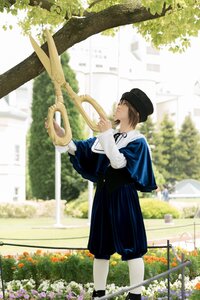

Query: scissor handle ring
<box><xmin>75</xmin><ymin>94</ymin><xmax>107</xmax><ymax>132</ymax></box>
<box><xmin>47</xmin><ymin>102</ymin><xmax>72</xmax><ymax>146</ymax></box>
<box><xmin>64</xmin><ymin>82</ymin><xmax>107</xmax><ymax>132</ymax></box>
<box><xmin>79</xmin><ymin>94</ymin><xmax>107</xmax><ymax>131</ymax></box>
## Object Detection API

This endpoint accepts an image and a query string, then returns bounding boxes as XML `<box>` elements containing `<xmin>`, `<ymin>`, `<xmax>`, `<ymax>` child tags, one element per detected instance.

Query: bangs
<box><xmin>115</xmin><ymin>99</ymin><xmax>139</xmax><ymax>128</ymax></box>
<box><xmin>119</xmin><ymin>99</ymin><xmax>128</xmax><ymax>105</ymax></box>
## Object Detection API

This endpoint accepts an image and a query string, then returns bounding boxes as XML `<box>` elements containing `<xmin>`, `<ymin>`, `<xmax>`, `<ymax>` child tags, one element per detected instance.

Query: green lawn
<box><xmin>0</xmin><ymin>217</ymin><xmax>89</xmax><ymax>255</ymax></box>
<box><xmin>0</xmin><ymin>216</ymin><xmax>199</xmax><ymax>255</ymax></box>
<box><xmin>145</xmin><ymin>218</ymin><xmax>199</xmax><ymax>243</ymax></box>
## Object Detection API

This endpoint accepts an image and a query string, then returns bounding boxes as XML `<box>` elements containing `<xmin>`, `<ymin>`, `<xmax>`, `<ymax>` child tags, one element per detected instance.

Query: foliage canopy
<box><xmin>1</xmin><ymin>1</ymin><xmax>200</xmax><ymax>98</ymax></box>
<box><xmin>1</xmin><ymin>0</ymin><xmax>200</xmax><ymax>52</ymax></box>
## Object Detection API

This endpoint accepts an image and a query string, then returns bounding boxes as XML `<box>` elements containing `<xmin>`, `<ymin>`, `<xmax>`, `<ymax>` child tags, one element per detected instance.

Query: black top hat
<box><xmin>120</xmin><ymin>88</ymin><xmax>154</xmax><ymax>122</ymax></box>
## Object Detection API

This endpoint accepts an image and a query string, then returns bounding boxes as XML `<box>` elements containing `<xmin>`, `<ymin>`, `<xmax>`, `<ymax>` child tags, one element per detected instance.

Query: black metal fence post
<box><xmin>167</xmin><ymin>240</ymin><xmax>171</xmax><ymax>300</ymax></box>
<box><xmin>193</xmin><ymin>222</ymin><xmax>196</xmax><ymax>250</ymax></box>
<box><xmin>181</xmin><ymin>253</ymin><xmax>185</xmax><ymax>300</ymax></box>
<box><xmin>0</xmin><ymin>255</ymin><xmax>6</xmax><ymax>300</ymax></box>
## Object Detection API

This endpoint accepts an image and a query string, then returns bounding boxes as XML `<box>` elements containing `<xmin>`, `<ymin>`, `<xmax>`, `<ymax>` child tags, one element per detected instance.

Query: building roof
<box><xmin>170</xmin><ymin>179</ymin><xmax>200</xmax><ymax>198</ymax></box>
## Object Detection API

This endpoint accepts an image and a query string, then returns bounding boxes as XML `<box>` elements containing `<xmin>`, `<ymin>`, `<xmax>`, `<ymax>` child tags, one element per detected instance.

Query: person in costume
<box><xmin>51</xmin><ymin>88</ymin><xmax>157</xmax><ymax>300</ymax></box>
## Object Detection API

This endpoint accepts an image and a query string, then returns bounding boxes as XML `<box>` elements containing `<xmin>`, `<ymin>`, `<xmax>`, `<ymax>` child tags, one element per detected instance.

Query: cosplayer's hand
<box><xmin>98</xmin><ymin>117</ymin><xmax>112</xmax><ymax>132</ymax></box>
<box><xmin>45</xmin><ymin>118</ymin><xmax>65</xmax><ymax>138</ymax></box>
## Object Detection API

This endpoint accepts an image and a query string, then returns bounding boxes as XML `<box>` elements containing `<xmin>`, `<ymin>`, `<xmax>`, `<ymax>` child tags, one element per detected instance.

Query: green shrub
<box><xmin>33</xmin><ymin>199</ymin><xmax>65</xmax><ymax>217</ymax></box>
<box><xmin>0</xmin><ymin>203</ymin><xmax>37</xmax><ymax>218</ymax></box>
<box><xmin>108</xmin><ymin>259</ymin><xmax>129</xmax><ymax>286</ymax></box>
<box><xmin>64</xmin><ymin>190</ymin><xmax>89</xmax><ymax>218</ymax></box>
<box><xmin>140</xmin><ymin>198</ymin><xmax>180</xmax><ymax>219</ymax></box>
<box><xmin>189</xmin><ymin>289</ymin><xmax>200</xmax><ymax>300</ymax></box>
<box><xmin>182</xmin><ymin>206</ymin><xmax>199</xmax><ymax>218</ymax></box>
<box><xmin>65</xmin><ymin>191</ymin><xmax>180</xmax><ymax>219</ymax></box>
<box><xmin>0</xmin><ymin>200</ymin><xmax>66</xmax><ymax>218</ymax></box>
<box><xmin>1</xmin><ymin>255</ymin><xmax>16</xmax><ymax>281</ymax></box>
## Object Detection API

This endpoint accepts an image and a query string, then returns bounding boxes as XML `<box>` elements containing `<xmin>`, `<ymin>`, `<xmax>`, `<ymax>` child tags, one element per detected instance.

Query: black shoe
<box><xmin>92</xmin><ymin>290</ymin><xmax>105</xmax><ymax>299</ymax></box>
<box><xmin>125</xmin><ymin>292</ymin><xmax>141</xmax><ymax>300</ymax></box>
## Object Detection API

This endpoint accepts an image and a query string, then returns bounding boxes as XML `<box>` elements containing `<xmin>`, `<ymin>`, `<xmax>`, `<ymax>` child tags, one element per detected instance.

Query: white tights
<box><xmin>128</xmin><ymin>258</ymin><xmax>144</xmax><ymax>294</ymax></box>
<box><xmin>93</xmin><ymin>257</ymin><xmax>144</xmax><ymax>294</ymax></box>
<box><xmin>93</xmin><ymin>258</ymin><xmax>109</xmax><ymax>291</ymax></box>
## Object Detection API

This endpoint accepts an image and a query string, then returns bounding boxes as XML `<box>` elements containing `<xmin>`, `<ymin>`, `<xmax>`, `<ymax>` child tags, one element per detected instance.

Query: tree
<box><xmin>138</xmin><ymin>116</ymin><xmax>157</xmax><ymax>155</ymax></box>
<box><xmin>28</xmin><ymin>52</ymin><xmax>87</xmax><ymax>200</ymax></box>
<box><xmin>153</xmin><ymin>114</ymin><xmax>178</xmax><ymax>187</ymax></box>
<box><xmin>176</xmin><ymin>115</ymin><xmax>200</xmax><ymax>180</ymax></box>
<box><xmin>1</xmin><ymin>0</ymin><xmax>200</xmax><ymax>98</ymax></box>
<box><xmin>139</xmin><ymin>116</ymin><xmax>166</xmax><ymax>190</ymax></box>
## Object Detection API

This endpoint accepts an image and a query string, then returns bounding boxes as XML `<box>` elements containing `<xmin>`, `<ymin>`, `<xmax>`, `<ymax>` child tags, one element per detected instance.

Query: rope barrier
<box><xmin>0</xmin><ymin>222</ymin><xmax>198</xmax><ymax>242</ymax></box>
<box><xmin>0</xmin><ymin>236</ymin><xmax>88</xmax><ymax>241</ymax></box>
<box><xmin>0</xmin><ymin>241</ymin><xmax>172</xmax><ymax>251</ymax></box>
<box><xmin>0</xmin><ymin>241</ymin><xmax>86</xmax><ymax>250</ymax></box>
<box><xmin>146</xmin><ymin>222</ymin><xmax>200</xmax><ymax>231</ymax></box>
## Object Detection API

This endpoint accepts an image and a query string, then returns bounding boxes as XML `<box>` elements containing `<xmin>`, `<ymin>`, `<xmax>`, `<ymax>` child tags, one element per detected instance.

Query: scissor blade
<box><xmin>45</xmin><ymin>29</ymin><xmax>66</xmax><ymax>86</ymax></box>
<box><xmin>29</xmin><ymin>35</ymin><xmax>52</xmax><ymax>79</ymax></box>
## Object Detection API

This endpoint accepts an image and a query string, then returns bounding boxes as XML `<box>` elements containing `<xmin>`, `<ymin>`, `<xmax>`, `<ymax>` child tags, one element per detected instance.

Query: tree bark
<box><xmin>0</xmin><ymin>3</ymin><xmax>170</xmax><ymax>99</ymax></box>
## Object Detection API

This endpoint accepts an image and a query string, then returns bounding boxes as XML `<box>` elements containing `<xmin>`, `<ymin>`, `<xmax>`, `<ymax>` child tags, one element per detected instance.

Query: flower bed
<box><xmin>0</xmin><ymin>248</ymin><xmax>199</xmax><ymax>299</ymax></box>
<box><xmin>1</xmin><ymin>277</ymin><xmax>200</xmax><ymax>299</ymax></box>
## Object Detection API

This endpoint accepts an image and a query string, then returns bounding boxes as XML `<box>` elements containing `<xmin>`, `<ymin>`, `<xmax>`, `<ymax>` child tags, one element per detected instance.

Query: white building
<box><xmin>68</xmin><ymin>26</ymin><xmax>200</xmax><ymax>132</ymax></box>
<box><xmin>68</xmin><ymin>26</ymin><xmax>160</xmax><ymax>118</ymax></box>
<box><xmin>0</xmin><ymin>82</ymin><xmax>32</xmax><ymax>202</ymax></box>
<box><xmin>155</xmin><ymin>82</ymin><xmax>200</xmax><ymax>131</ymax></box>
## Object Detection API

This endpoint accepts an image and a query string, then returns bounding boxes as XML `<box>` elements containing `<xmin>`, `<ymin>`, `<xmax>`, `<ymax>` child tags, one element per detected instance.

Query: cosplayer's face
<box><xmin>114</xmin><ymin>100</ymin><xmax>129</xmax><ymax>122</ymax></box>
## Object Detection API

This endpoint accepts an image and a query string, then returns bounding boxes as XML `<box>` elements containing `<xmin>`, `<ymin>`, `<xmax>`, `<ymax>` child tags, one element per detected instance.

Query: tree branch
<box><xmin>7</xmin><ymin>0</ymin><xmax>53</xmax><ymax>10</ymax></box>
<box><xmin>88</xmin><ymin>0</ymin><xmax>104</xmax><ymax>9</ymax></box>
<box><xmin>0</xmin><ymin>2</ymin><xmax>171</xmax><ymax>99</ymax></box>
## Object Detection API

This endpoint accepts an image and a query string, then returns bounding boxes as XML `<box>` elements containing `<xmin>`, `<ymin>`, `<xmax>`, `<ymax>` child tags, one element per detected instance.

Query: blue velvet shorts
<box><xmin>87</xmin><ymin>183</ymin><xmax>147</xmax><ymax>261</ymax></box>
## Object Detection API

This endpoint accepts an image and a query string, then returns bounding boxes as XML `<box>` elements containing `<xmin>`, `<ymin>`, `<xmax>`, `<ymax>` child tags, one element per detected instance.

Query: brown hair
<box><xmin>115</xmin><ymin>99</ymin><xmax>139</xmax><ymax>128</ymax></box>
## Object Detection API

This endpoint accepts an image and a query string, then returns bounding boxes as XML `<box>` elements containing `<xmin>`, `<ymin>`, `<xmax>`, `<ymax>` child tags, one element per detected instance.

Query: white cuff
<box><xmin>98</xmin><ymin>130</ymin><xmax>127</xmax><ymax>169</ymax></box>
<box><xmin>98</xmin><ymin>128</ymin><xmax>113</xmax><ymax>138</ymax></box>
<box><xmin>55</xmin><ymin>140</ymin><xmax>77</xmax><ymax>155</ymax></box>
<box><xmin>56</xmin><ymin>145</ymin><xmax>69</xmax><ymax>153</ymax></box>
<box><xmin>68</xmin><ymin>140</ymin><xmax>77</xmax><ymax>155</ymax></box>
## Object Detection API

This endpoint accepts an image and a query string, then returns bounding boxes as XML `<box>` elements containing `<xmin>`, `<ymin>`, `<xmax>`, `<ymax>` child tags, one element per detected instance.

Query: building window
<box><xmin>96</xmin><ymin>64</ymin><xmax>103</xmax><ymax>68</ymax></box>
<box><xmin>146</xmin><ymin>46</ymin><xmax>159</xmax><ymax>55</ymax></box>
<box><xmin>109</xmin><ymin>67</ymin><xmax>117</xmax><ymax>72</ymax></box>
<box><xmin>4</xmin><ymin>95</ymin><xmax>9</xmax><ymax>104</ymax></box>
<box><xmin>15</xmin><ymin>145</ymin><xmax>20</xmax><ymax>162</ymax></box>
<box><xmin>131</xmin><ymin>41</ymin><xmax>139</xmax><ymax>51</ymax></box>
<box><xmin>146</xmin><ymin>63</ymin><xmax>160</xmax><ymax>72</ymax></box>
<box><xmin>13</xmin><ymin>187</ymin><xmax>19</xmax><ymax>201</ymax></box>
<box><xmin>79</xmin><ymin>63</ymin><xmax>86</xmax><ymax>67</ymax></box>
<box><xmin>194</xmin><ymin>108</ymin><xmax>200</xmax><ymax>116</ymax></box>
<box><xmin>194</xmin><ymin>81</ymin><xmax>200</xmax><ymax>95</ymax></box>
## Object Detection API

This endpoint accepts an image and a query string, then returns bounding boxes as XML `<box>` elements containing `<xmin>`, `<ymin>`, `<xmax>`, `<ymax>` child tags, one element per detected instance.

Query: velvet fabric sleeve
<box><xmin>68</xmin><ymin>137</ymin><xmax>102</xmax><ymax>183</ymax></box>
<box><xmin>120</xmin><ymin>138</ymin><xmax>157</xmax><ymax>192</ymax></box>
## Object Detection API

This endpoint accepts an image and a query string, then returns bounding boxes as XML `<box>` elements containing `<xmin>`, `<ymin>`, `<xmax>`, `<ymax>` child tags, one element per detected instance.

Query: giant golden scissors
<box><xmin>30</xmin><ymin>30</ymin><xmax>107</xmax><ymax>146</ymax></box>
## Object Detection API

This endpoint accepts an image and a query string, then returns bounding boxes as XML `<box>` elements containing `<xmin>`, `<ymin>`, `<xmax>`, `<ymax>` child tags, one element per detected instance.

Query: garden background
<box><xmin>0</xmin><ymin>197</ymin><xmax>200</xmax><ymax>299</ymax></box>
